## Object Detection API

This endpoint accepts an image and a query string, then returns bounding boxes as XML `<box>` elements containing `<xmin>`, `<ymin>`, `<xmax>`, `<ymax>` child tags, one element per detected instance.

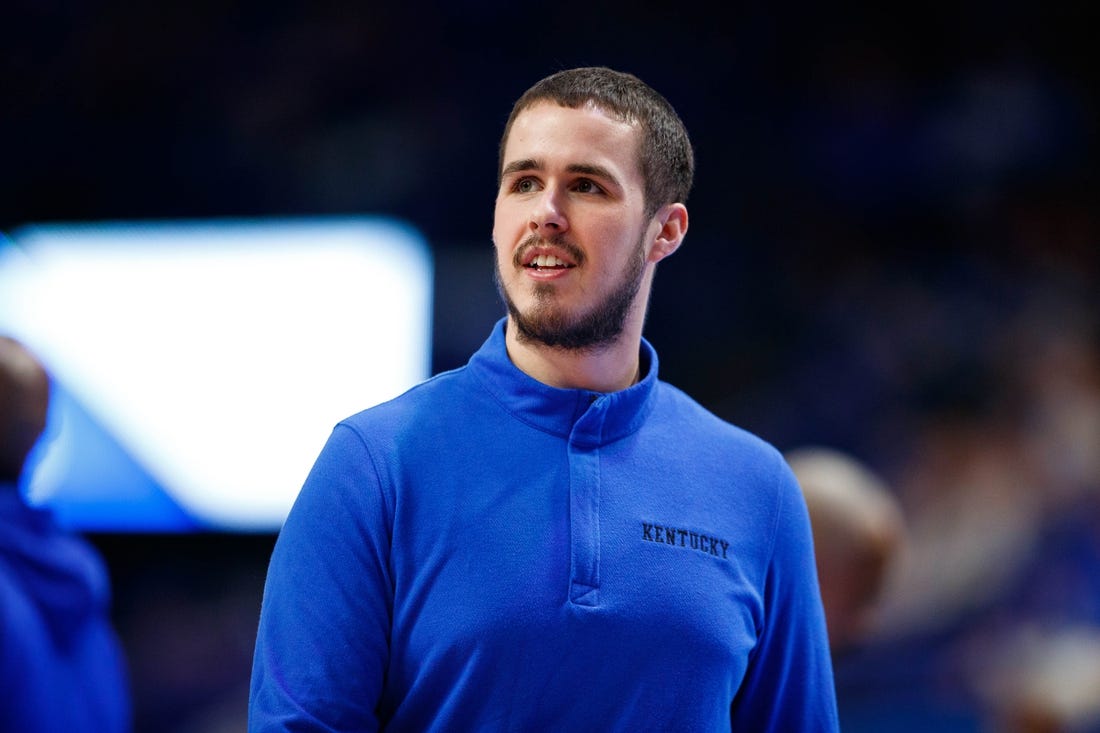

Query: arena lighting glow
<box><xmin>0</xmin><ymin>218</ymin><xmax>433</xmax><ymax>532</ymax></box>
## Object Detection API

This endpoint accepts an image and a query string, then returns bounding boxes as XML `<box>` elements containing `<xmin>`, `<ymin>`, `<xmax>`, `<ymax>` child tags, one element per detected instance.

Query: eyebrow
<box><xmin>500</xmin><ymin>159</ymin><xmax>623</xmax><ymax>189</ymax></box>
<box><xmin>500</xmin><ymin>158</ymin><xmax>541</xmax><ymax>177</ymax></box>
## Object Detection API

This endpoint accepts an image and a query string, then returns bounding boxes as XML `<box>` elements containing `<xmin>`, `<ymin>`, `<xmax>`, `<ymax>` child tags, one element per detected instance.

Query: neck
<box><xmin>504</xmin><ymin>317</ymin><xmax>643</xmax><ymax>393</ymax></box>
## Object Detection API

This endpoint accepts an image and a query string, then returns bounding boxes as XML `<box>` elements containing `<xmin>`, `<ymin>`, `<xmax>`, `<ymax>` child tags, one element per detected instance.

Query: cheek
<box><xmin>493</xmin><ymin>199</ymin><xmax>526</xmax><ymax>235</ymax></box>
<box><xmin>594</xmin><ymin>222</ymin><xmax>647</xmax><ymax>270</ymax></box>
<box><xmin>492</xmin><ymin>233</ymin><xmax>521</xmax><ymax>280</ymax></box>
<box><xmin>493</xmin><ymin>222</ymin><xmax>523</xmax><ymax>265</ymax></box>
<box><xmin>496</xmin><ymin>247</ymin><xmax>512</xmax><ymax>274</ymax></box>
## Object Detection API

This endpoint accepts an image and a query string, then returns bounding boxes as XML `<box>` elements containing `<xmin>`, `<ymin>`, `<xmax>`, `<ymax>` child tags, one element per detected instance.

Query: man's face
<box><xmin>493</xmin><ymin>102</ymin><xmax>657</xmax><ymax>351</ymax></box>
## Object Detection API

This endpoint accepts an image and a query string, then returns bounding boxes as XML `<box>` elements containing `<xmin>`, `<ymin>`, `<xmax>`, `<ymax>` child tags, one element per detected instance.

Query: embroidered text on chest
<box><xmin>641</xmin><ymin>522</ymin><xmax>730</xmax><ymax>560</ymax></box>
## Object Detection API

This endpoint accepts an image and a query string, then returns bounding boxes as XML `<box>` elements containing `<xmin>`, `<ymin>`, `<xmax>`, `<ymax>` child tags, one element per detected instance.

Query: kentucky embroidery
<box><xmin>642</xmin><ymin>522</ymin><xmax>730</xmax><ymax>560</ymax></box>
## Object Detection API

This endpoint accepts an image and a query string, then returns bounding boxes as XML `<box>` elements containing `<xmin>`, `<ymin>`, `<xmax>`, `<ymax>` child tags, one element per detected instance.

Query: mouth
<box><xmin>515</xmin><ymin>236</ymin><xmax>583</xmax><ymax>273</ymax></box>
<box><xmin>524</xmin><ymin>253</ymin><xmax>575</xmax><ymax>271</ymax></box>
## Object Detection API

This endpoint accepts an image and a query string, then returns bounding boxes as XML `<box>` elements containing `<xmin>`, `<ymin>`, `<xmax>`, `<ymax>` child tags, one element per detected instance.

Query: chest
<box><xmin>385</xmin><ymin>434</ymin><xmax>770</xmax><ymax>678</ymax></box>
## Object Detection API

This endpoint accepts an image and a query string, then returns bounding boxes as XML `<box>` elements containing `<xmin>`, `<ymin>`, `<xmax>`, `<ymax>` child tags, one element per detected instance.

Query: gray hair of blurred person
<box><xmin>786</xmin><ymin>446</ymin><xmax>906</xmax><ymax>651</ymax></box>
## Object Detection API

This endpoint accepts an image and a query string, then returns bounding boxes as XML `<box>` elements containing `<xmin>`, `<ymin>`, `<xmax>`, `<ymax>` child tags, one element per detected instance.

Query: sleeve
<box><xmin>249</xmin><ymin>423</ymin><xmax>394</xmax><ymax>733</ymax></box>
<box><xmin>729</xmin><ymin>456</ymin><xmax>840</xmax><ymax>732</ymax></box>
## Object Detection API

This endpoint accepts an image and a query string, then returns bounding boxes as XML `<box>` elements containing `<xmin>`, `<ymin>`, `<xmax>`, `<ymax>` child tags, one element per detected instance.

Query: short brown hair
<box><xmin>499</xmin><ymin>67</ymin><xmax>694</xmax><ymax>217</ymax></box>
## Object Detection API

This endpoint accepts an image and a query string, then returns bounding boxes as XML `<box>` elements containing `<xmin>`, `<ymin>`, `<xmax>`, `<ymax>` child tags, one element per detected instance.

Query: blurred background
<box><xmin>3</xmin><ymin>1</ymin><xmax>1098</xmax><ymax>731</ymax></box>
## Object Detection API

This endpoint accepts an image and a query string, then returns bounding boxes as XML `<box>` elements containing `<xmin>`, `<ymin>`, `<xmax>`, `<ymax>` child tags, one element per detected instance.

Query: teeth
<box><xmin>533</xmin><ymin>255</ymin><xmax>567</xmax><ymax>268</ymax></box>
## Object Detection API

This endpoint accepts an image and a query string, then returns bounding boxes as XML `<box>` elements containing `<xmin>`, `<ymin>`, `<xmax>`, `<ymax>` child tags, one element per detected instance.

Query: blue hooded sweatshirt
<box><xmin>0</xmin><ymin>487</ymin><xmax>131</xmax><ymax>732</ymax></box>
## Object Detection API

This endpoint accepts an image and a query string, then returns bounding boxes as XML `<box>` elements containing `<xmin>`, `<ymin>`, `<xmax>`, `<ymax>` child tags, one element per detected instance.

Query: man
<box><xmin>0</xmin><ymin>336</ymin><xmax>131</xmax><ymax>732</ymax></box>
<box><xmin>250</xmin><ymin>66</ymin><xmax>838</xmax><ymax>731</ymax></box>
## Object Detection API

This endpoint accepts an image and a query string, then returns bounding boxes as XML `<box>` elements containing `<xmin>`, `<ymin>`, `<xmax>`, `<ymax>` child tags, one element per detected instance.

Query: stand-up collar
<box><xmin>468</xmin><ymin>319</ymin><xmax>659</xmax><ymax>446</ymax></box>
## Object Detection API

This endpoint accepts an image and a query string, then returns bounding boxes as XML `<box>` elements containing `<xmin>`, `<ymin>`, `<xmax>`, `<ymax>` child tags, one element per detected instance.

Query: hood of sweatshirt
<box><xmin>0</xmin><ymin>486</ymin><xmax>112</xmax><ymax>645</ymax></box>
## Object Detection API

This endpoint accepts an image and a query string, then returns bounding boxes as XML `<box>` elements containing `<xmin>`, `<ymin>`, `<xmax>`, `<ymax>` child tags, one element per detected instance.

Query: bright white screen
<box><xmin>0</xmin><ymin>217</ymin><xmax>433</xmax><ymax>531</ymax></box>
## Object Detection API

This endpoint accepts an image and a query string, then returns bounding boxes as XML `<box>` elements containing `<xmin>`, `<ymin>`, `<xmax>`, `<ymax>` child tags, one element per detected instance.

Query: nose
<box><xmin>529</xmin><ymin>187</ymin><xmax>567</xmax><ymax>234</ymax></box>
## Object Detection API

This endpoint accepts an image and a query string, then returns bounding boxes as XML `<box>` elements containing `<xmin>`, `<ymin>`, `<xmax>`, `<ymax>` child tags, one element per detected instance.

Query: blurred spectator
<box><xmin>0</xmin><ymin>336</ymin><xmax>131</xmax><ymax>732</ymax></box>
<box><xmin>973</xmin><ymin>626</ymin><xmax>1100</xmax><ymax>733</ymax></box>
<box><xmin>787</xmin><ymin>446</ymin><xmax>906</xmax><ymax>652</ymax></box>
<box><xmin>963</xmin><ymin>295</ymin><xmax>1100</xmax><ymax>733</ymax></box>
<box><xmin>814</xmin><ymin>270</ymin><xmax>1100</xmax><ymax>733</ymax></box>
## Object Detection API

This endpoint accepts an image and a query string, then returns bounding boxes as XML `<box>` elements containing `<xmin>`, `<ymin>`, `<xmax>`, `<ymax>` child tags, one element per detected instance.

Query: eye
<box><xmin>573</xmin><ymin>179</ymin><xmax>603</xmax><ymax>194</ymax></box>
<box><xmin>511</xmin><ymin>177</ymin><xmax>540</xmax><ymax>194</ymax></box>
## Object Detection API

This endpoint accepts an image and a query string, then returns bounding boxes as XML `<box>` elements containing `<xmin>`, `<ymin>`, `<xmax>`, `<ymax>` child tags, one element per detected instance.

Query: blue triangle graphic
<box><xmin>22</xmin><ymin>380</ymin><xmax>201</xmax><ymax>532</ymax></box>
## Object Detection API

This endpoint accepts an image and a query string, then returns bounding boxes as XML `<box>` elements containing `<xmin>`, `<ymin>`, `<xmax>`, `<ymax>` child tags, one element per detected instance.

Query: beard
<box><xmin>494</xmin><ymin>231</ymin><xmax>648</xmax><ymax>352</ymax></box>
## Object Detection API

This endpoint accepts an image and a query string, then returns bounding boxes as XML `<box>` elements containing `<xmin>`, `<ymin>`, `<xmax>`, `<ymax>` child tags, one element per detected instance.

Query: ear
<box><xmin>646</xmin><ymin>203</ymin><xmax>688</xmax><ymax>264</ymax></box>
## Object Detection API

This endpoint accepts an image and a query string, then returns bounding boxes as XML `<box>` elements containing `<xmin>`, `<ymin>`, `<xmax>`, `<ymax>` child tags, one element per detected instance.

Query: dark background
<box><xmin>4</xmin><ymin>2</ymin><xmax>1099</xmax><ymax>731</ymax></box>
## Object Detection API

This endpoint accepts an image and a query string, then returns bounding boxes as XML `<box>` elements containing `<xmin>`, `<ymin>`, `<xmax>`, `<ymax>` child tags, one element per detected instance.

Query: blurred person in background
<box><xmin>250</xmin><ymin>66</ymin><xmax>837</xmax><ymax>732</ymax></box>
<box><xmin>975</xmin><ymin>626</ymin><xmax>1100</xmax><ymax>733</ymax></box>
<box><xmin>965</xmin><ymin>296</ymin><xmax>1100</xmax><ymax>733</ymax></box>
<box><xmin>818</xmin><ymin>279</ymin><xmax>1100</xmax><ymax>733</ymax></box>
<box><xmin>786</xmin><ymin>446</ymin><xmax>905</xmax><ymax>653</ymax></box>
<box><xmin>0</xmin><ymin>336</ymin><xmax>131</xmax><ymax>732</ymax></box>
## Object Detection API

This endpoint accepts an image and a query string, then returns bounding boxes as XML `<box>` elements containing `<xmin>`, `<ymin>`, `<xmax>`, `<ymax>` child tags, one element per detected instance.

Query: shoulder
<box><xmin>651</xmin><ymin>380</ymin><xmax>800</xmax><ymax>518</ymax></box>
<box><xmin>309</xmin><ymin>364</ymin><xmax>499</xmax><ymax>480</ymax></box>
<box><xmin>654</xmin><ymin>381</ymin><xmax>786</xmax><ymax>465</ymax></box>
<box><xmin>339</xmin><ymin>365</ymin><xmax>475</xmax><ymax>438</ymax></box>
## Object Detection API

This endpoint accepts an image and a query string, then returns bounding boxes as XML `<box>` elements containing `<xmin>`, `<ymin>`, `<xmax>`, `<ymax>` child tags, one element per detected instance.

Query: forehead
<box><xmin>503</xmin><ymin>102</ymin><xmax>643</xmax><ymax>178</ymax></box>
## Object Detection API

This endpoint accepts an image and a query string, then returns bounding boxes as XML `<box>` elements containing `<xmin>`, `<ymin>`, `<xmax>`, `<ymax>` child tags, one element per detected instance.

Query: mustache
<box><xmin>513</xmin><ymin>233</ymin><xmax>586</xmax><ymax>268</ymax></box>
